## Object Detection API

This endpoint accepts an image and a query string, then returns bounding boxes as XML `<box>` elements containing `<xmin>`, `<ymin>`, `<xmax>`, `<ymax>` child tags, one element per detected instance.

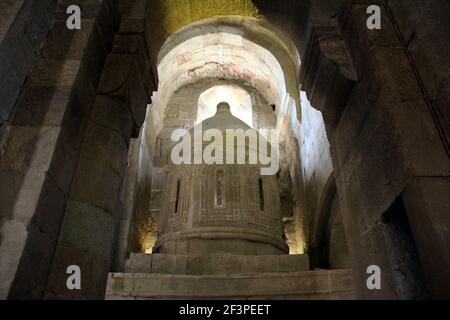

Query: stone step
<box><xmin>125</xmin><ymin>253</ymin><xmax>310</xmax><ymax>275</ymax></box>
<box><xmin>106</xmin><ymin>269</ymin><xmax>354</xmax><ymax>300</ymax></box>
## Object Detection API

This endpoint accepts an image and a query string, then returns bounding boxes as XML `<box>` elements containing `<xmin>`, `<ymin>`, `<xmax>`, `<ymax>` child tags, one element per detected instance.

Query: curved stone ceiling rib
<box><xmin>146</xmin><ymin>0</ymin><xmax>262</xmax><ymax>58</ymax></box>
<box><xmin>156</xmin><ymin>18</ymin><xmax>301</xmax><ymax>121</ymax></box>
<box><xmin>144</xmin><ymin>2</ymin><xmax>302</xmax><ymax>119</ymax></box>
<box><xmin>159</xmin><ymin>32</ymin><xmax>282</xmax><ymax>108</ymax></box>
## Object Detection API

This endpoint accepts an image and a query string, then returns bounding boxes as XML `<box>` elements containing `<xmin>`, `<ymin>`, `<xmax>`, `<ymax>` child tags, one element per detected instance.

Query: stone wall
<box><xmin>299</xmin><ymin>0</ymin><xmax>450</xmax><ymax>299</ymax></box>
<box><xmin>298</xmin><ymin>92</ymin><xmax>334</xmax><ymax>223</ymax></box>
<box><xmin>117</xmin><ymin>118</ymin><xmax>155</xmax><ymax>263</ymax></box>
<box><xmin>107</xmin><ymin>269</ymin><xmax>354</xmax><ymax>300</ymax></box>
<box><xmin>0</xmin><ymin>0</ymin><xmax>118</xmax><ymax>299</ymax></box>
<box><xmin>0</xmin><ymin>0</ymin><xmax>57</xmax><ymax>133</ymax></box>
<box><xmin>389</xmin><ymin>1</ymin><xmax>450</xmax><ymax>148</ymax></box>
<box><xmin>44</xmin><ymin>0</ymin><xmax>155</xmax><ymax>299</ymax></box>
<box><xmin>389</xmin><ymin>1</ymin><xmax>450</xmax><ymax>298</ymax></box>
<box><xmin>294</xmin><ymin>92</ymin><xmax>351</xmax><ymax>268</ymax></box>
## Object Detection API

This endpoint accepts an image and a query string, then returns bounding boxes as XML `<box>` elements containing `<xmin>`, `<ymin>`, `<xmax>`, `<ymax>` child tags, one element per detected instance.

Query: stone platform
<box><xmin>106</xmin><ymin>254</ymin><xmax>354</xmax><ymax>300</ymax></box>
<box><xmin>124</xmin><ymin>253</ymin><xmax>310</xmax><ymax>275</ymax></box>
<box><xmin>106</xmin><ymin>269</ymin><xmax>354</xmax><ymax>300</ymax></box>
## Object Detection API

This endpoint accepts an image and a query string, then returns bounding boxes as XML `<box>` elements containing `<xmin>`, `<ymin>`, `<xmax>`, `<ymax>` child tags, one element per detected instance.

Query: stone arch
<box><xmin>155</xmin><ymin>17</ymin><xmax>301</xmax><ymax>122</ymax></box>
<box><xmin>310</xmin><ymin>173</ymin><xmax>350</xmax><ymax>269</ymax></box>
<box><xmin>163</xmin><ymin>78</ymin><xmax>275</xmax><ymax>128</ymax></box>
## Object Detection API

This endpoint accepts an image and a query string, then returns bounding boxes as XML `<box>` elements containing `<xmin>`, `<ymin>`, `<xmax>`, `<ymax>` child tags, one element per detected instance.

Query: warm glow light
<box><xmin>289</xmin><ymin>243</ymin><xmax>305</xmax><ymax>255</ymax></box>
<box><xmin>197</xmin><ymin>85</ymin><xmax>253</xmax><ymax>126</ymax></box>
<box><xmin>142</xmin><ymin>233</ymin><xmax>157</xmax><ymax>254</ymax></box>
<box><xmin>144</xmin><ymin>247</ymin><xmax>153</xmax><ymax>254</ymax></box>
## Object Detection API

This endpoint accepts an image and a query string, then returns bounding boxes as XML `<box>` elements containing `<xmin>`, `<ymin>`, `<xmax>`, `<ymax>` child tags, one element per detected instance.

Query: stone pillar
<box><xmin>45</xmin><ymin>95</ymin><xmax>134</xmax><ymax>299</ymax></box>
<box><xmin>403</xmin><ymin>178</ymin><xmax>450</xmax><ymax>298</ymax></box>
<box><xmin>45</xmin><ymin>11</ymin><xmax>152</xmax><ymax>296</ymax></box>
<box><xmin>301</xmin><ymin>2</ymin><xmax>449</xmax><ymax>299</ymax></box>
<box><xmin>111</xmin><ymin>127</ymin><xmax>154</xmax><ymax>271</ymax></box>
<box><xmin>112</xmin><ymin>138</ymin><xmax>140</xmax><ymax>271</ymax></box>
<box><xmin>336</xmin><ymin>3</ymin><xmax>449</xmax><ymax>299</ymax></box>
<box><xmin>0</xmin><ymin>0</ymin><xmax>116</xmax><ymax>299</ymax></box>
<box><xmin>387</xmin><ymin>0</ymin><xmax>450</xmax><ymax>299</ymax></box>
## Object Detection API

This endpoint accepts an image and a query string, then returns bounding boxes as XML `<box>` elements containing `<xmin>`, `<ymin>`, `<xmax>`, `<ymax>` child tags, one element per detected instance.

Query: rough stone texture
<box><xmin>112</xmin><ymin>112</ymin><xmax>155</xmax><ymax>271</ymax></box>
<box><xmin>0</xmin><ymin>1</ymin><xmax>24</xmax><ymax>41</ymax></box>
<box><xmin>297</xmin><ymin>92</ymin><xmax>336</xmax><ymax>255</ymax></box>
<box><xmin>112</xmin><ymin>138</ymin><xmax>140</xmax><ymax>271</ymax></box>
<box><xmin>125</xmin><ymin>253</ymin><xmax>309</xmax><ymax>275</ymax></box>
<box><xmin>1</xmin><ymin>0</ymin><xmax>450</xmax><ymax>301</ymax></box>
<box><xmin>155</xmin><ymin>105</ymin><xmax>287</xmax><ymax>256</ymax></box>
<box><xmin>299</xmin><ymin>1</ymin><xmax>450</xmax><ymax>299</ymax></box>
<box><xmin>0</xmin><ymin>0</ymin><xmax>57</xmax><ymax>125</ymax></box>
<box><xmin>45</xmin><ymin>95</ymin><xmax>133</xmax><ymax>300</ymax></box>
<box><xmin>45</xmin><ymin>0</ymin><xmax>157</xmax><ymax>295</ymax></box>
<box><xmin>117</xmin><ymin>0</ymin><xmax>147</xmax><ymax>34</ymax></box>
<box><xmin>327</xmin><ymin>196</ymin><xmax>350</xmax><ymax>270</ymax></box>
<box><xmin>389</xmin><ymin>1</ymin><xmax>450</xmax><ymax>146</ymax></box>
<box><xmin>340</xmin><ymin>4</ymin><xmax>447</xmax><ymax>299</ymax></box>
<box><xmin>0</xmin><ymin>0</ymin><xmax>118</xmax><ymax>299</ymax></box>
<box><xmin>106</xmin><ymin>269</ymin><xmax>354</xmax><ymax>300</ymax></box>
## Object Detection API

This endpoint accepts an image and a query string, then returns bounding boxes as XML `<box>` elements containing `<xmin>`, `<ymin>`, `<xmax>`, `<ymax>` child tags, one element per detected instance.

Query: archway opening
<box><xmin>197</xmin><ymin>84</ymin><xmax>252</xmax><ymax>126</ymax></box>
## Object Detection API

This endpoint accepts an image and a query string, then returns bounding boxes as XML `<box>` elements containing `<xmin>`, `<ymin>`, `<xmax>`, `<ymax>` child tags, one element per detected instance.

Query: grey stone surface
<box><xmin>106</xmin><ymin>269</ymin><xmax>354</xmax><ymax>300</ymax></box>
<box><xmin>0</xmin><ymin>1</ymin><xmax>24</xmax><ymax>41</ymax></box>
<box><xmin>0</xmin><ymin>0</ymin><xmax>119</xmax><ymax>300</ymax></box>
<box><xmin>403</xmin><ymin>177</ymin><xmax>450</xmax><ymax>298</ymax></box>
<box><xmin>0</xmin><ymin>0</ymin><xmax>57</xmax><ymax>123</ymax></box>
<box><xmin>124</xmin><ymin>253</ymin><xmax>309</xmax><ymax>275</ymax></box>
<box><xmin>151</xmin><ymin>254</ymin><xmax>188</xmax><ymax>275</ymax></box>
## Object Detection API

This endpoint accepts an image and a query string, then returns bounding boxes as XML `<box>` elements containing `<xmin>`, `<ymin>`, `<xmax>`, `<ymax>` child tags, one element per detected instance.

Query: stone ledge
<box><xmin>106</xmin><ymin>269</ymin><xmax>354</xmax><ymax>300</ymax></box>
<box><xmin>125</xmin><ymin>253</ymin><xmax>310</xmax><ymax>275</ymax></box>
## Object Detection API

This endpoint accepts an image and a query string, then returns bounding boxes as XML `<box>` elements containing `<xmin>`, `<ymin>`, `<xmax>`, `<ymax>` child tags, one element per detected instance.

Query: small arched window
<box><xmin>215</xmin><ymin>170</ymin><xmax>225</xmax><ymax>207</ymax></box>
<box><xmin>258</xmin><ymin>178</ymin><xmax>265</xmax><ymax>211</ymax></box>
<box><xmin>174</xmin><ymin>179</ymin><xmax>181</xmax><ymax>215</ymax></box>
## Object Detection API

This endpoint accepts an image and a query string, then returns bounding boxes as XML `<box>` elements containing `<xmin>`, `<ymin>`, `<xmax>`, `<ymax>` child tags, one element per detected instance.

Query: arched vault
<box><xmin>154</xmin><ymin>17</ymin><xmax>302</xmax><ymax>124</ymax></box>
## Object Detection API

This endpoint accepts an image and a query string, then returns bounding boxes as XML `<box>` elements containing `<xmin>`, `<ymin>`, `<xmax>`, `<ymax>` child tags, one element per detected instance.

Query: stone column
<box><xmin>301</xmin><ymin>2</ymin><xmax>449</xmax><ymax>299</ymax></box>
<box><xmin>387</xmin><ymin>0</ymin><xmax>450</xmax><ymax>299</ymax></box>
<box><xmin>45</xmin><ymin>95</ymin><xmax>134</xmax><ymax>299</ymax></box>
<box><xmin>403</xmin><ymin>178</ymin><xmax>450</xmax><ymax>298</ymax></box>
<box><xmin>0</xmin><ymin>0</ymin><xmax>116</xmax><ymax>299</ymax></box>
<box><xmin>112</xmin><ymin>138</ymin><xmax>140</xmax><ymax>271</ymax></box>
<box><xmin>337</xmin><ymin>3</ymin><xmax>449</xmax><ymax>299</ymax></box>
<box><xmin>45</xmin><ymin>10</ymin><xmax>152</xmax><ymax>296</ymax></box>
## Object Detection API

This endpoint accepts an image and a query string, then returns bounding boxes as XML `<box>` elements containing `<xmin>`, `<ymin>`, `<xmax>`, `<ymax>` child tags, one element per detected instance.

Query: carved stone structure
<box><xmin>156</xmin><ymin>103</ymin><xmax>287</xmax><ymax>255</ymax></box>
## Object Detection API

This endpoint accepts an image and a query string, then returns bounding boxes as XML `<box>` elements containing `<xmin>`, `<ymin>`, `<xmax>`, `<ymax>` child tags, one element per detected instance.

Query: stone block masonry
<box><xmin>0</xmin><ymin>0</ymin><xmax>119</xmax><ymax>299</ymax></box>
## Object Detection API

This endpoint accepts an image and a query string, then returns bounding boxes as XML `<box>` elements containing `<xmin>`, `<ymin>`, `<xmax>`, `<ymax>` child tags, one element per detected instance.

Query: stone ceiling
<box><xmin>146</xmin><ymin>0</ymin><xmax>262</xmax><ymax>58</ymax></box>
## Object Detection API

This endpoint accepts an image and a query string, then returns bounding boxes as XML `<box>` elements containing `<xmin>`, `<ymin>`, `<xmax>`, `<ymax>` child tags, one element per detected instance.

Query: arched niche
<box><xmin>152</xmin><ymin>79</ymin><xmax>276</xmax><ymax>167</ymax></box>
<box><xmin>197</xmin><ymin>84</ymin><xmax>252</xmax><ymax>127</ymax></box>
<box><xmin>310</xmin><ymin>174</ymin><xmax>350</xmax><ymax>269</ymax></box>
<box><xmin>155</xmin><ymin>17</ymin><xmax>301</xmax><ymax>122</ymax></box>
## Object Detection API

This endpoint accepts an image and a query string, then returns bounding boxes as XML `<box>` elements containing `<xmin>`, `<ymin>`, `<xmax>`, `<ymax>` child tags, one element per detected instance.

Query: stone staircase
<box><xmin>106</xmin><ymin>254</ymin><xmax>354</xmax><ymax>299</ymax></box>
<box><xmin>123</xmin><ymin>253</ymin><xmax>310</xmax><ymax>275</ymax></box>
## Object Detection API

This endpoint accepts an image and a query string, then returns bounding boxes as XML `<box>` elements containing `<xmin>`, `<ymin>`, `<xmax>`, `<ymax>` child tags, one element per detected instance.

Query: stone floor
<box><xmin>106</xmin><ymin>269</ymin><xmax>354</xmax><ymax>300</ymax></box>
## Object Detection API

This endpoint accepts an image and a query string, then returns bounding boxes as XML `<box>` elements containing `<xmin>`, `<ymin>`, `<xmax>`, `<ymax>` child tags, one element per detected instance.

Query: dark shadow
<box><xmin>3</xmin><ymin>0</ymin><xmax>115</xmax><ymax>299</ymax></box>
<box><xmin>381</xmin><ymin>194</ymin><xmax>431</xmax><ymax>299</ymax></box>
